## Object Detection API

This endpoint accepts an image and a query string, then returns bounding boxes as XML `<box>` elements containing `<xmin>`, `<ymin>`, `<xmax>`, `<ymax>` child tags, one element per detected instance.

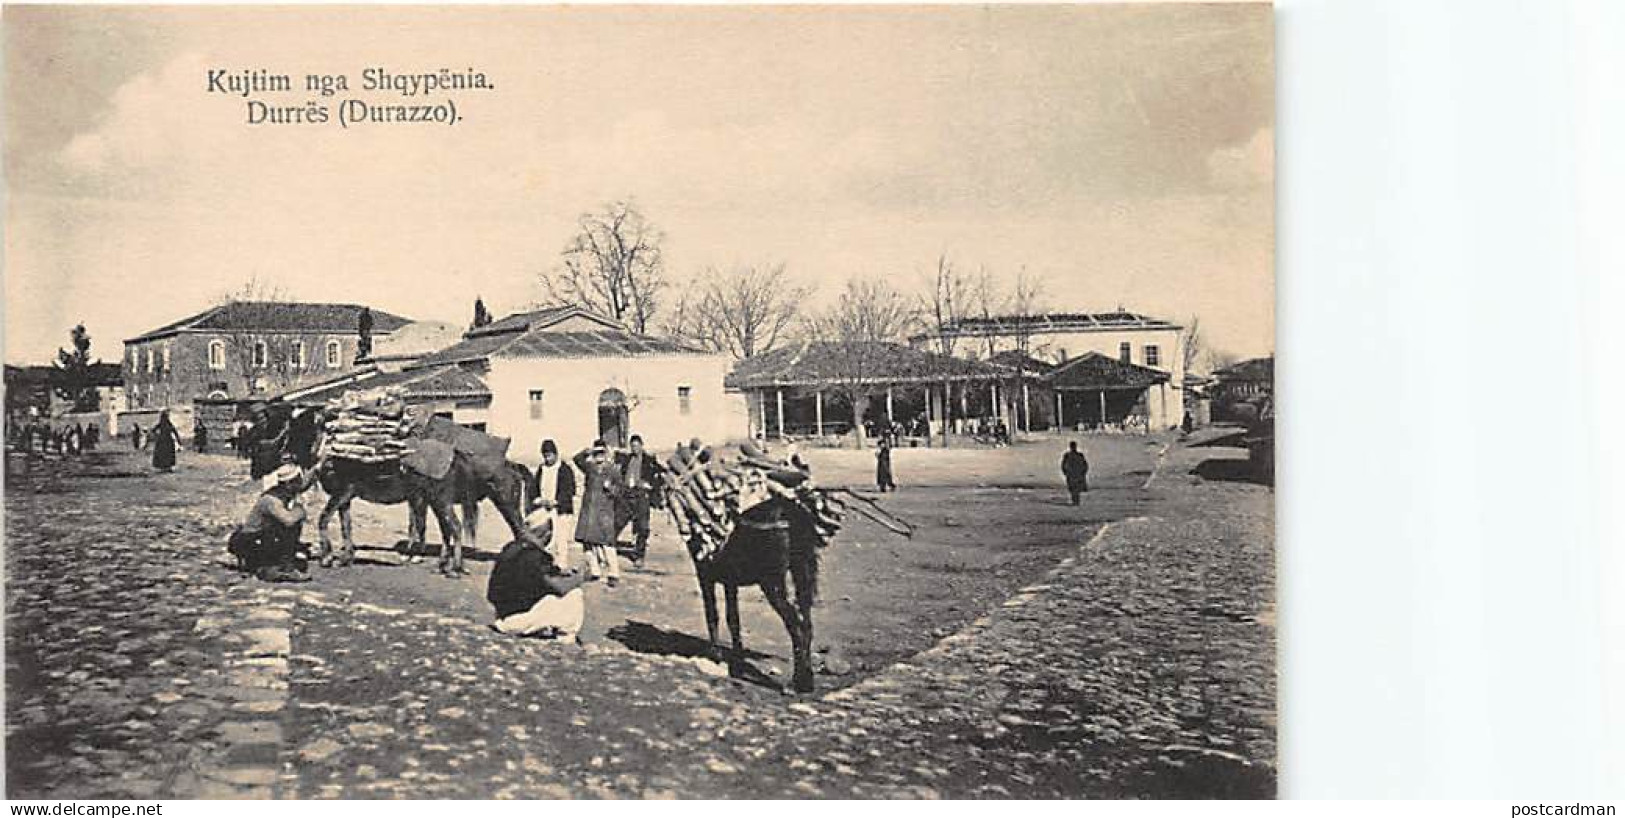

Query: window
<box><xmin>252</xmin><ymin>340</ymin><xmax>268</xmax><ymax>369</ymax></box>
<box><xmin>528</xmin><ymin>389</ymin><xmax>545</xmax><ymax>420</ymax></box>
<box><xmin>208</xmin><ymin>340</ymin><xmax>226</xmax><ymax>370</ymax></box>
<box><xmin>144</xmin><ymin>348</ymin><xmax>154</xmax><ymax>373</ymax></box>
<box><xmin>290</xmin><ymin>341</ymin><xmax>305</xmax><ymax>369</ymax></box>
<box><xmin>1144</xmin><ymin>344</ymin><xmax>1161</xmax><ymax>367</ymax></box>
<box><xmin>160</xmin><ymin>345</ymin><xmax>171</xmax><ymax>373</ymax></box>
<box><xmin>1118</xmin><ymin>342</ymin><xmax>1132</xmax><ymax>363</ymax></box>
<box><xmin>677</xmin><ymin>385</ymin><xmax>693</xmax><ymax>415</ymax></box>
<box><xmin>325</xmin><ymin>340</ymin><xmax>342</xmax><ymax>368</ymax></box>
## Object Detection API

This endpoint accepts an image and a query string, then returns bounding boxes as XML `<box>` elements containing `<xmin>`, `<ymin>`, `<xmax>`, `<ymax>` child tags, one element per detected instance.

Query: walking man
<box><xmin>614</xmin><ymin>434</ymin><xmax>663</xmax><ymax>567</ymax></box>
<box><xmin>875</xmin><ymin>437</ymin><xmax>897</xmax><ymax>492</ymax></box>
<box><xmin>573</xmin><ymin>440</ymin><xmax>625</xmax><ymax>588</ymax></box>
<box><xmin>1061</xmin><ymin>440</ymin><xmax>1090</xmax><ymax>505</ymax></box>
<box><xmin>527</xmin><ymin>439</ymin><xmax>578</xmax><ymax>572</ymax></box>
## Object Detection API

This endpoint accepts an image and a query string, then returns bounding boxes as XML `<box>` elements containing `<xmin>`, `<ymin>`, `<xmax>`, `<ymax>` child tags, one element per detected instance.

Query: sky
<box><xmin>3</xmin><ymin>4</ymin><xmax>1273</xmax><ymax>365</ymax></box>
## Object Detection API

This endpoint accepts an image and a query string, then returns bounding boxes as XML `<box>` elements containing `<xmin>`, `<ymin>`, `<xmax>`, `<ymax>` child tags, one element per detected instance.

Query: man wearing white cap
<box><xmin>227</xmin><ymin>462</ymin><xmax>317</xmax><ymax>582</ymax></box>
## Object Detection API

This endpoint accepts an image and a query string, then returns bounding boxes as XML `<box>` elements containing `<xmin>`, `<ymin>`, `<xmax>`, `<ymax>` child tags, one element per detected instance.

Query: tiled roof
<box><xmin>725</xmin><ymin>341</ymin><xmax>1013</xmax><ymax>390</ymax></box>
<box><xmin>279</xmin><ymin>365</ymin><xmax>489</xmax><ymax>405</ymax></box>
<box><xmin>410</xmin><ymin>323</ymin><xmax>706</xmax><ymax>369</ymax></box>
<box><xmin>1045</xmin><ymin>352</ymin><xmax>1170</xmax><ymax>390</ymax></box>
<box><xmin>987</xmin><ymin>349</ymin><xmax>1056</xmax><ymax>374</ymax></box>
<box><xmin>1214</xmin><ymin>357</ymin><xmax>1274</xmax><ymax>382</ymax></box>
<box><xmin>465</xmin><ymin>305</ymin><xmax>622</xmax><ymax>338</ymax></box>
<box><xmin>127</xmin><ymin>302</ymin><xmax>412</xmax><ymax>343</ymax></box>
<box><xmin>912</xmin><ymin>310</ymin><xmax>1180</xmax><ymax>343</ymax></box>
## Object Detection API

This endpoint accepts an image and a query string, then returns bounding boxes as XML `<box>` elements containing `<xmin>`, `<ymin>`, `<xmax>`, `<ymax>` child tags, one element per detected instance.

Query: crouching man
<box><xmin>227</xmin><ymin>462</ymin><xmax>317</xmax><ymax>582</ymax></box>
<box><xmin>487</xmin><ymin>519</ymin><xmax>586</xmax><ymax>640</ymax></box>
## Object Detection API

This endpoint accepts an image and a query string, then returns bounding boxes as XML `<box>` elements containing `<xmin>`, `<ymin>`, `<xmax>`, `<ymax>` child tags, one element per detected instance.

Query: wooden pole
<box><xmin>886</xmin><ymin>387</ymin><xmax>894</xmax><ymax>423</ymax></box>
<box><xmin>1021</xmin><ymin>382</ymin><xmax>1031</xmax><ymax>432</ymax></box>
<box><xmin>776</xmin><ymin>388</ymin><xmax>785</xmax><ymax>440</ymax></box>
<box><xmin>1098</xmin><ymin>389</ymin><xmax>1107</xmax><ymax>429</ymax></box>
<box><xmin>815</xmin><ymin>390</ymin><xmax>824</xmax><ymax>437</ymax></box>
<box><xmin>1056</xmin><ymin>390</ymin><xmax>1064</xmax><ymax>429</ymax></box>
<box><xmin>756</xmin><ymin>390</ymin><xmax>766</xmax><ymax>438</ymax></box>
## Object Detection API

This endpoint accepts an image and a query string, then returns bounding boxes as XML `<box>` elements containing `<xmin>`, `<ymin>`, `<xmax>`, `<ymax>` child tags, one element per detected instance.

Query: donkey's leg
<box><xmin>762</xmin><ymin>577</ymin><xmax>814</xmax><ymax>693</ymax></box>
<box><xmin>698</xmin><ymin>575</ymin><xmax>722</xmax><ymax>658</ymax></box>
<box><xmin>430</xmin><ymin>499</ymin><xmax>465</xmax><ymax>576</ymax></box>
<box><xmin>316</xmin><ymin>490</ymin><xmax>344</xmax><ymax>567</ymax></box>
<box><xmin>405</xmin><ymin>496</ymin><xmax>427</xmax><ymax>562</ymax></box>
<box><xmin>724</xmin><ymin>582</ymin><xmax>745</xmax><ymax>661</ymax></box>
<box><xmin>337</xmin><ymin>500</ymin><xmax>358</xmax><ymax>567</ymax></box>
<box><xmin>462</xmin><ymin>499</ymin><xmax>480</xmax><ymax>551</ymax></box>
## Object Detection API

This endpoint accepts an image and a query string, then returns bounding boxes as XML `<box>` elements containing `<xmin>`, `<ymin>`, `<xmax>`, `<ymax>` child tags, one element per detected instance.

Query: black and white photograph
<box><xmin>3</xmin><ymin>3</ymin><xmax>1275</xmax><ymax>799</ymax></box>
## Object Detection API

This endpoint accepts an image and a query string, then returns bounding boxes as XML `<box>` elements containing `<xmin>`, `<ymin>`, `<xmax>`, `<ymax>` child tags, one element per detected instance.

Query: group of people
<box><xmin>9</xmin><ymin>418</ymin><xmax>101</xmax><ymax>455</ymax></box>
<box><xmin>525</xmin><ymin>435</ymin><xmax>665</xmax><ymax>589</ymax></box>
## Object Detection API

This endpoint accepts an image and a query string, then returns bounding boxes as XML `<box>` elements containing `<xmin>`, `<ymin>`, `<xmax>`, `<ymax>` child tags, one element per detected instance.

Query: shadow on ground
<box><xmin>1190</xmin><ymin>457</ymin><xmax>1271</xmax><ymax>487</ymax></box>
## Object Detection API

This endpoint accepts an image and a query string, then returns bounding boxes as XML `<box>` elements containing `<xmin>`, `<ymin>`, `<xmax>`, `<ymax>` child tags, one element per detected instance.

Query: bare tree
<box><xmin>915</xmin><ymin>254</ymin><xmax>975</xmax><ymax>444</ymax></box>
<box><xmin>1181</xmin><ymin>315</ymin><xmax>1206</xmax><ymax>375</ymax></box>
<box><xmin>970</xmin><ymin>266</ymin><xmax>1004</xmax><ymax>359</ymax></box>
<box><xmin>541</xmin><ymin>200</ymin><xmax>667</xmax><ymax>333</ymax></box>
<box><xmin>1006</xmin><ymin>267</ymin><xmax>1047</xmax><ymax>357</ymax></box>
<box><xmin>210</xmin><ymin>280</ymin><xmax>297</xmax><ymax>398</ymax></box>
<box><xmin>805</xmin><ymin>279</ymin><xmax>914</xmax><ymax>448</ymax></box>
<box><xmin>666</xmin><ymin>264</ymin><xmax>810</xmax><ymax>360</ymax></box>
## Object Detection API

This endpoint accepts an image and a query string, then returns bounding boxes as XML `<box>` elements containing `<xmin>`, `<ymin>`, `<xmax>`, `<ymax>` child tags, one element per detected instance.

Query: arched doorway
<box><xmin>597</xmin><ymin>388</ymin><xmax>629</xmax><ymax>448</ymax></box>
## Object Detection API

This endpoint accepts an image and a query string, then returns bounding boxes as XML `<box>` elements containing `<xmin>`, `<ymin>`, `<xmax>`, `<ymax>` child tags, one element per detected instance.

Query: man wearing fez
<box><xmin>527</xmin><ymin>439</ymin><xmax>578</xmax><ymax>572</ymax></box>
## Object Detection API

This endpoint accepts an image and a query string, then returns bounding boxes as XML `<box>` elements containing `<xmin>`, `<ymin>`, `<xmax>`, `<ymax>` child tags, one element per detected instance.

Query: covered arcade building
<box><xmin>1047</xmin><ymin>352</ymin><xmax>1175</xmax><ymax>431</ymax></box>
<box><xmin>726</xmin><ymin>341</ymin><xmax>1031</xmax><ymax>441</ymax></box>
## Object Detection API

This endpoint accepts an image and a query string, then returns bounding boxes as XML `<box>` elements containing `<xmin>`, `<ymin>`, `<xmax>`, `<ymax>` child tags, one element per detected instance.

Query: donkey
<box><xmin>247</xmin><ymin>405</ymin><xmax>532</xmax><ymax>576</ymax></box>
<box><xmin>690</xmin><ymin>495</ymin><xmax>824</xmax><ymax>693</ymax></box>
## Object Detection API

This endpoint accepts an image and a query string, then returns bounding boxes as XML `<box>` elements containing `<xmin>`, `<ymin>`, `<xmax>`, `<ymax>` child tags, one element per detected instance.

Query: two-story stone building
<box><xmin>121</xmin><ymin>301</ymin><xmax>411</xmax><ymax>430</ymax></box>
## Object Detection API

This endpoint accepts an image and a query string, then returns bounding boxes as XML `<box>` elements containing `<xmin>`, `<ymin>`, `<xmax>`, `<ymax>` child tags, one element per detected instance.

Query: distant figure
<box><xmin>487</xmin><ymin>519</ymin><xmax>585</xmax><ymax>640</ymax></box>
<box><xmin>875</xmin><ymin>437</ymin><xmax>897</xmax><ymax>492</ymax></box>
<box><xmin>130</xmin><ymin>423</ymin><xmax>143</xmax><ymax>452</ymax></box>
<box><xmin>150</xmin><ymin>411</ymin><xmax>181</xmax><ymax>472</ymax></box>
<box><xmin>1061</xmin><ymin>441</ymin><xmax>1090</xmax><ymax>505</ymax></box>
<box><xmin>1181</xmin><ymin>411</ymin><xmax>1194</xmax><ymax>436</ymax></box>
<box><xmin>227</xmin><ymin>463</ymin><xmax>315</xmax><ymax>582</ymax></box>
<box><xmin>84</xmin><ymin>423</ymin><xmax>99</xmax><ymax>451</ymax></box>
<box><xmin>233</xmin><ymin>421</ymin><xmax>253</xmax><ymax>458</ymax></box>
<box><xmin>573</xmin><ymin>440</ymin><xmax>625</xmax><ymax>587</ymax></box>
<box><xmin>194</xmin><ymin>419</ymin><xmax>209</xmax><ymax>453</ymax></box>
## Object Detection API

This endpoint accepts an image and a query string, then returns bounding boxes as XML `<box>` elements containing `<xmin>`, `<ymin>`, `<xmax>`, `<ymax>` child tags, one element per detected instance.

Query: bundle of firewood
<box><xmin>320</xmin><ymin>392</ymin><xmax>414</xmax><ymax>464</ymax></box>
<box><xmin>661</xmin><ymin>442</ymin><xmax>846</xmax><ymax>560</ymax></box>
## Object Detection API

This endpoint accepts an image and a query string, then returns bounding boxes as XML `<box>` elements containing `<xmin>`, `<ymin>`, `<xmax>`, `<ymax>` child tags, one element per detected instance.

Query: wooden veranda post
<box><xmin>1021</xmin><ymin>382</ymin><xmax>1031</xmax><ymax>432</ymax></box>
<box><xmin>1098</xmin><ymin>390</ymin><xmax>1107</xmax><ymax>428</ymax></box>
<box><xmin>756</xmin><ymin>391</ymin><xmax>767</xmax><ymax>438</ymax></box>
<box><xmin>1056</xmin><ymin>391</ymin><xmax>1064</xmax><ymax>429</ymax></box>
<box><xmin>776</xmin><ymin>388</ymin><xmax>785</xmax><ymax>440</ymax></box>
<box><xmin>814</xmin><ymin>391</ymin><xmax>824</xmax><ymax>437</ymax></box>
<box><xmin>885</xmin><ymin>387</ymin><xmax>894</xmax><ymax>423</ymax></box>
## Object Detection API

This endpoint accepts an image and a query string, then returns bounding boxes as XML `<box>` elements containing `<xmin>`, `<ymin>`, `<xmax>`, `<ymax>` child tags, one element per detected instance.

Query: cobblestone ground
<box><xmin>5</xmin><ymin>433</ymin><xmax>1273</xmax><ymax>799</ymax></box>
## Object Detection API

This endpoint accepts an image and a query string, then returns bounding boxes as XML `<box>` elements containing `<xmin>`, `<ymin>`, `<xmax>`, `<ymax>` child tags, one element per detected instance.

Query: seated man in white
<box><xmin>486</xmin><ymin>519</ymin><xmax>585</xmax><ymax>640</ymax></box>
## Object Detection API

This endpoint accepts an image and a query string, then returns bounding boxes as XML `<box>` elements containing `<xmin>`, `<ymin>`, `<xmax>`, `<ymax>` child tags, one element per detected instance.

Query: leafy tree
<box><xmin>53</xmin><ymin>324</ymin><xmax>100</xmax><ymax>412</ymax></box>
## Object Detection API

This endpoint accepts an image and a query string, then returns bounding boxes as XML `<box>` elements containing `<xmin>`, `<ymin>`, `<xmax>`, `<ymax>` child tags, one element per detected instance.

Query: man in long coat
<box><xmin>1061</xmin><ymin>440</ymin><xmax>1090</xmax><ymax>505</ymax></box>
<box><xmin>573</xmin><ymin>440</ymin><xmax>625</xmax><ymax>587</ymax></box>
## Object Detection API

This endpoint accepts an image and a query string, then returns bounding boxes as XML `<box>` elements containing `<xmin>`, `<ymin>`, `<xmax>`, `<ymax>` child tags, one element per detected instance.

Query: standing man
<box><xmin>572</xmin><ymin>440</ymin><xmax>625</xmax><ymax>588</ymax></box>
<box><xmin>193</xmin><ymin>418</ymin><xmax>209</xmax><ymax>453</ymax></box>
<box><xmin>875</xmin><ymin>437</ymin><xmax>897</xmax><ymax>492</ymax></box>
<box><xmin>527</xmin><ymin>439</ymin><xmax>578</xmax><ymax>572</ymax></box>
<box><xmin>150</xmin><ymin>410</ymin><xmax>181</xmax><ymax>472</ymax></box>
<box><xmin>614</xmin><ymin>434</ymin><xmax>663</xmax><ymax>568</ymax></box>
<box><xmin>1061</xmin><ymin>441</ymin><xmax>1090</xmax><ymax>505</ymax></box>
